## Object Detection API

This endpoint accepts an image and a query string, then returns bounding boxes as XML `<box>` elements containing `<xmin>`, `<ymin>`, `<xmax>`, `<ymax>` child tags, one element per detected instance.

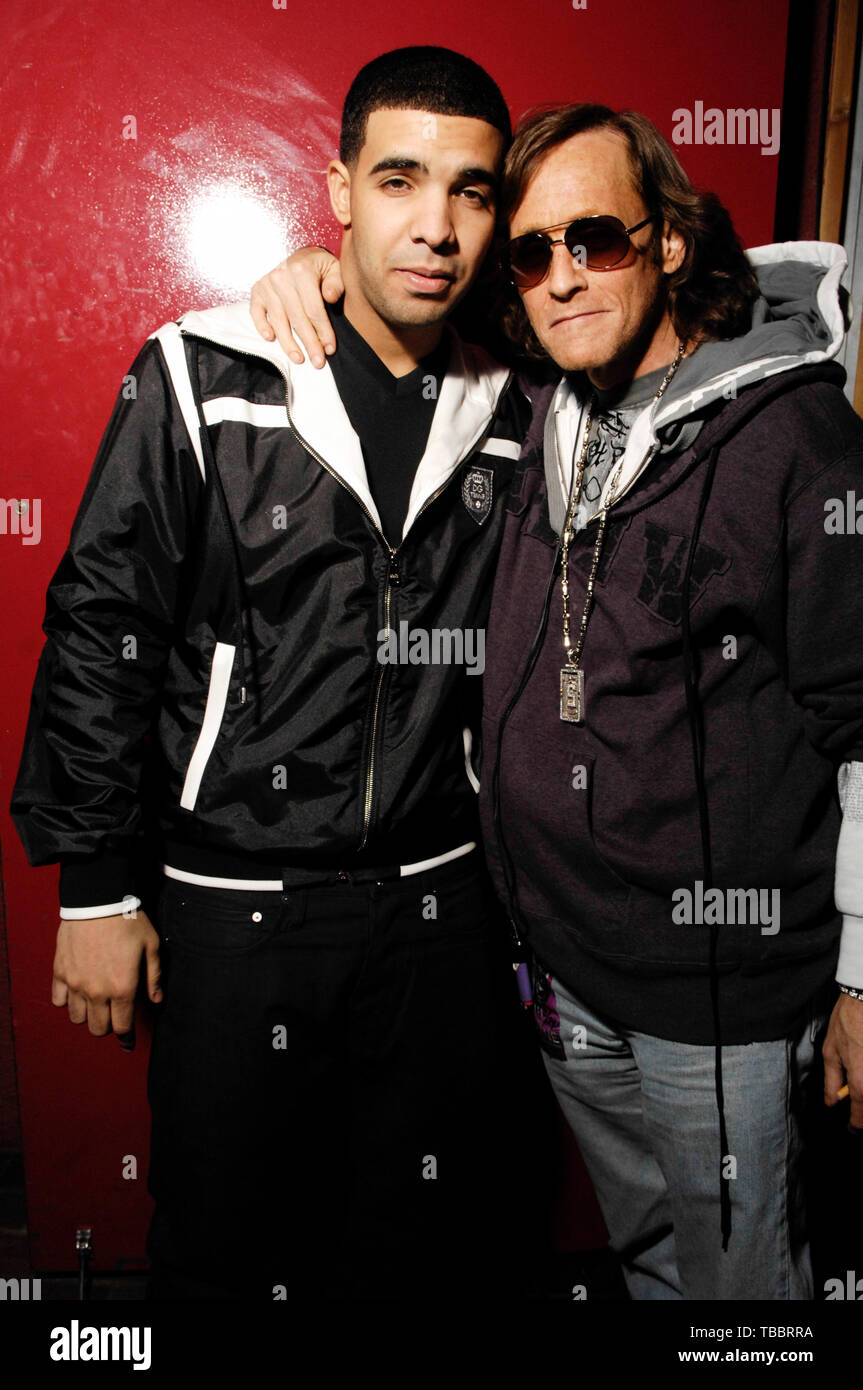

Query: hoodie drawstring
<box><xmin>680</xmin><ymin>443</ymin><xmax>731</xmax><ymax>1250</ymax></box>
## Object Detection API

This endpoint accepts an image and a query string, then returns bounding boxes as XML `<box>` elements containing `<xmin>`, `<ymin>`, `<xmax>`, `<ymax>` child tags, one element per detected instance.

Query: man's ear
<box><xmin>327</xmin><ymin>160</ymin><xmax>352</xmax><ymax>228</ymax></box>
<box><xmin>660</xmin><ymin>221</ymin><xmax>687</xmax><ymax>276</ymax></box>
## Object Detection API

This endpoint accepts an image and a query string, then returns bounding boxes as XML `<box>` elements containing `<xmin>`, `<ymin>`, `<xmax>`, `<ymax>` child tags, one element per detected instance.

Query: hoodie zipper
<box><xmin>181</xmin><ymin>329</ymin><xmax>511</xmax><ymax>853</ymax></box>
<box><xmin>490</xmin><ymin>493</ymin><xmax>607</xmax><ymax>944</ymax></box>
<box><xmin>491</xmin><ymin>538</ymin><xmax>562</xmax><ymax>946</ymax></box>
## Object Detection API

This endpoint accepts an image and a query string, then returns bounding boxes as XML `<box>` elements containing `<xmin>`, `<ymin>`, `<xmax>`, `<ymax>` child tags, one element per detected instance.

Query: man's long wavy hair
<box><xmin>497</xmin><ymin>104</ymin><xmax>761</xmax><ymax>361</ymax></box>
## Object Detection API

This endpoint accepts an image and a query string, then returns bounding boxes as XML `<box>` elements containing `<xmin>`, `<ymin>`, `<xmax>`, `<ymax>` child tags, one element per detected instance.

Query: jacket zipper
<box><xmin>282</xmin><ymin>368</ymin><xmax>514</xmax><ymax>852</ymax></box>
<box><xmin>181</xmin><ymin>330</ymin><xmax>512</xmax><ymax>853</ymax></box>
<box><xmin>278</xmin><ymin>370</ymin><xmax>400</xmax><ymax>845</ymax></box>
<box><xmin>281</xmin><ymin>385</ymin><xmax>488</xmax><ymax>851</ymax></box>
<box><xmin>361</xmin><ymin>546</ymin><xmax>398</xmax><ymax>850</ymax></box>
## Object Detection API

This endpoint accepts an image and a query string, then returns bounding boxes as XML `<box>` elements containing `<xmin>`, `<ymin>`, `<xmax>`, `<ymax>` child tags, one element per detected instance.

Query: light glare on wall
<box><xmin>186</xmin><ymin>186</ymin><xmax>287</xmax><ymax>294</ymax></box>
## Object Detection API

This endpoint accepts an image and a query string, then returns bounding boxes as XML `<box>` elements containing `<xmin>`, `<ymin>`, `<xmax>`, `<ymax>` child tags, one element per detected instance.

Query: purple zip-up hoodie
<box><xmin>479</xmin><ymin>243</ymin><xmax>863</xmax><ymax>1045</ymax></box>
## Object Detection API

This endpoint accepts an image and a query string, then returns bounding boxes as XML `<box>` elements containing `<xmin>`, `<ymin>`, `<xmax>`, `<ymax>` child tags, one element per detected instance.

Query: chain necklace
<box><xmin>559</xmin><ymin>341</ymin><xmax>687</xmax><ymax>722</ymax></box>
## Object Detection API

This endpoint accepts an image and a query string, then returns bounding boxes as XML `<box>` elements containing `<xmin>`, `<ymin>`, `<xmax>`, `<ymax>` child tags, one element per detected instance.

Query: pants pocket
<box><xmin>157</xmin><ymin>880</ymin><xmax>304</xmax><ymax>957</ymax></box>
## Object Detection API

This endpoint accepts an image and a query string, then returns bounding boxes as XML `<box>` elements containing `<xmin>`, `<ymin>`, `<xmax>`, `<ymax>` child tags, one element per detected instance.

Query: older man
<box><xmin>479</xmin><ymin>104</ymin><xmax>863</xmax><ymax>1301</ymax></box>
<box><xmin>251</xmin><ymin>102</ymin><xmax>863</xmax><ymax>1301</ymax></box>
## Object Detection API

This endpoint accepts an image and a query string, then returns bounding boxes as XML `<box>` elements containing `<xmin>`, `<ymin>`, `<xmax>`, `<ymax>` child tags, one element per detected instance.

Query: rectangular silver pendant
<box><xmin>560</xmin><ymin>667</ymin><xmax>584</xmax><ymax>723</ymax></box>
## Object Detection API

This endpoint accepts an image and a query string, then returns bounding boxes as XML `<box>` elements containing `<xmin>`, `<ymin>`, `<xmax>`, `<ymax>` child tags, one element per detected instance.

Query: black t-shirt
<box><xmin>327</xmin><ymin>302</ymin><xmax>450</xmax><ymax>547</ymax></box>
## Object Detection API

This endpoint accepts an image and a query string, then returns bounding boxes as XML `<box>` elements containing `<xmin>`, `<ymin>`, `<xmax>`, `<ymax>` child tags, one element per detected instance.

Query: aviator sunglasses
<box><xmin>506</xmin><ymin>214</ymin><xmax>656</xmax><ymax>289</ymax></box>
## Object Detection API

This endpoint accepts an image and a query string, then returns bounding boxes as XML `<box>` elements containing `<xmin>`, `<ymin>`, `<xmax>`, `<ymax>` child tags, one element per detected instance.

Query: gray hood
<box><xmin>546</xmin><ymin>241</ymin><xmax>850</xmax><ymax>530</ymax></box>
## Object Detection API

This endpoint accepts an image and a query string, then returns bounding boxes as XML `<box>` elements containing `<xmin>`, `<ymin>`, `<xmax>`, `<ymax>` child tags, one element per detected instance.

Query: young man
<box><xmin>12</xmin><ymin>47</ymin><xmax>539</xmax><ymax>1300</ymax></box>
<box><xmin>251</xmin><ymin>104</ymin><xmax>863</xmax><ymax>1300</ymax></box>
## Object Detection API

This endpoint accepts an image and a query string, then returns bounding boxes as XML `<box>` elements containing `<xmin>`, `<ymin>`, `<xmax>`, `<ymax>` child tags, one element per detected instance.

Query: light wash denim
<box><xmin>542</xmin><ymin>974</ymin><xmax>830</xmax><ymax>1300</ymax></box>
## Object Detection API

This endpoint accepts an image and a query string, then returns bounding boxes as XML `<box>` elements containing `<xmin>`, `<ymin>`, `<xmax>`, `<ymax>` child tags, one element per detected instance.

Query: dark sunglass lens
<box><xmin>566</xmin><ymin>221</ymin><xmax>629</xmax><ymax>269</ymax></box>
<box><xmin>510</xmin><ymin>234</ymin><xmax>551</xmax><ymax>285</ymax></box>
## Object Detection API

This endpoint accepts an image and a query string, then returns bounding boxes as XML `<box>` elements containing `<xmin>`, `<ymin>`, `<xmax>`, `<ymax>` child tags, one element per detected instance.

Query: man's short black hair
<box><xmin>339</xmin><ymin>46</ymin><xmax>511</xmax><ymax>166</ymax></box>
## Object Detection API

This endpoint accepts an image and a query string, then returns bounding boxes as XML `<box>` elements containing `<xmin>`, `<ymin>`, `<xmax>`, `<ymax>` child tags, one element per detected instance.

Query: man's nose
<box><xmin>546</xmin><ymin>239</ymin><xmax>589</xmax><ymax>298</ymax></box>
<box><xmin>410</xmin><ymin>194</ymin><xmax>457</xmax><ymax>250</ymax></box>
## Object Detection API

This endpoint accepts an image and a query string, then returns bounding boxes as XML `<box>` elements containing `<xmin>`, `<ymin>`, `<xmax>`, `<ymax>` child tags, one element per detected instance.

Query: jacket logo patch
<box><xmin>636</xmin><ymin>520</ymin><xmax>729</xmax><ymax>625</ymax></box>
<box><xmin>462</xmin><ymin>467</ymin><xmax>493</xmax><ymax>524</ymax></box>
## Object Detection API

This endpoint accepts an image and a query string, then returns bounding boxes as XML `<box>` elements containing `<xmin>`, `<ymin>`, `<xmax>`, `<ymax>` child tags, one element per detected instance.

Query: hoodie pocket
<box><xmin>565</xmin><ymin>748</ymin><xmax>632</xmax><ymax>923</ymax></box>
<box><xmin>499</xmin><ymin>738</ymin><xmax>631</xmax><ymax>929</ymax></box>
<box><xmin>179</xmin><ymin>641</ymin><xmax>236</xmax><ymax>811</ymax></box>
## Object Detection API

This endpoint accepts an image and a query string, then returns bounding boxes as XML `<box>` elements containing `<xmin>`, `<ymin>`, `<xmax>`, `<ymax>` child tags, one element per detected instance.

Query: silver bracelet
<box><xmin>838</xmin><ymin>983</ymin><xmax>863</xmax><ymax>1000</ymax></box>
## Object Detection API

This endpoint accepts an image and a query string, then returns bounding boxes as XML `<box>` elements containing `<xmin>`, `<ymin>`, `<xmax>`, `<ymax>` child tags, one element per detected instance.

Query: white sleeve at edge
<box><xmin>835</xmin><ymin>762</ymin><xmax>863</xmax><ymax>987</ymax></box>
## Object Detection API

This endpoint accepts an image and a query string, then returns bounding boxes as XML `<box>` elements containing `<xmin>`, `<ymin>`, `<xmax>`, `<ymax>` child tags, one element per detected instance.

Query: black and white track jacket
<box><xmin>12</xmin><ymin>303</ymin><xmax>528</xmax><ymax>913</ymax></box>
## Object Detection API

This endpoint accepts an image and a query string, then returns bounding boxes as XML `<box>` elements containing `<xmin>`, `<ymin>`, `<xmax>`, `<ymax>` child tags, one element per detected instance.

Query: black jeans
<box><xmin>146</xmin><ymin>855</ymin><xmax>540</xmax><ymax>1299</ymax></box>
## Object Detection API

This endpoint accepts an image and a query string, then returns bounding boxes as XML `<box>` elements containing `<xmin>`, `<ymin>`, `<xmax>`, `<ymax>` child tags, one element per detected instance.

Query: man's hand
<box><xmin>250</xmin><ymin>248</ymin><xmax>344</xmax><ymax>368</ymax></box>
<box><xmin>52</xmin><ymin>913</ymin><xmax>162</xmax><ymax>1050</ymax></box>
<box><xmin>823</xmin><ymin>991</ymin><xmax>863</xmax><ymax>1127</ymax></box>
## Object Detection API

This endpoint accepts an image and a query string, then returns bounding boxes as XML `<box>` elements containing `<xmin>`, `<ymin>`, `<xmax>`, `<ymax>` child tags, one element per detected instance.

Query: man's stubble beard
<box><xmin>362</xmin><ymin>277</ymin><xmax>456</xmax><ymax>329</ymax></box>
<box><xmin>350</xmin><ymin>245</ymin><xmax>463</xmax><ymax>329</ymax></box>
<box><xmin>534</xmin><ymin>275</ymin><xmax>673</xmax><ymax>380</ymax></box>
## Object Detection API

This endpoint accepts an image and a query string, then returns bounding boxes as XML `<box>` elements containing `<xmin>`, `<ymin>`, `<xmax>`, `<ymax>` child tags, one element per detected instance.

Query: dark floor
<box><xmin>0</xmin><ymin>1147</ymin><xmax>628</xmax><ymax>1301</ymax></box>
<box><xmin>4</xmin><ymin>1101</ymin><xmax>860</xmax><ymax>1302</ymax></box>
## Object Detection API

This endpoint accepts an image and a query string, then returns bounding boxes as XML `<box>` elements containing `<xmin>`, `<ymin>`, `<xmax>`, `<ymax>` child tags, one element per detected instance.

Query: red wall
<box><xmin>0</xmin><ymin>0</ymin><xmax>790</xmax><ymax>1269</ymax></box>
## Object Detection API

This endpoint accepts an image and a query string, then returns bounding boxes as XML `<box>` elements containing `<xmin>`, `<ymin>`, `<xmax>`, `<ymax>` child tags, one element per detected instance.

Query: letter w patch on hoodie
<box><xmin>636</xmin><ymin>520</ymin><xmax>730</xmax><ymax>625</ymax></box>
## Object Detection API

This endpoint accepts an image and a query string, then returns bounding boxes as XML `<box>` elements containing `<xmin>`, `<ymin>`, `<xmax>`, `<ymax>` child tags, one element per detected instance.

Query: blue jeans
<box><xmin>540</xmin><ymin>974</ymin><xmax>830</xmax><ymax>1300</ymax></box>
